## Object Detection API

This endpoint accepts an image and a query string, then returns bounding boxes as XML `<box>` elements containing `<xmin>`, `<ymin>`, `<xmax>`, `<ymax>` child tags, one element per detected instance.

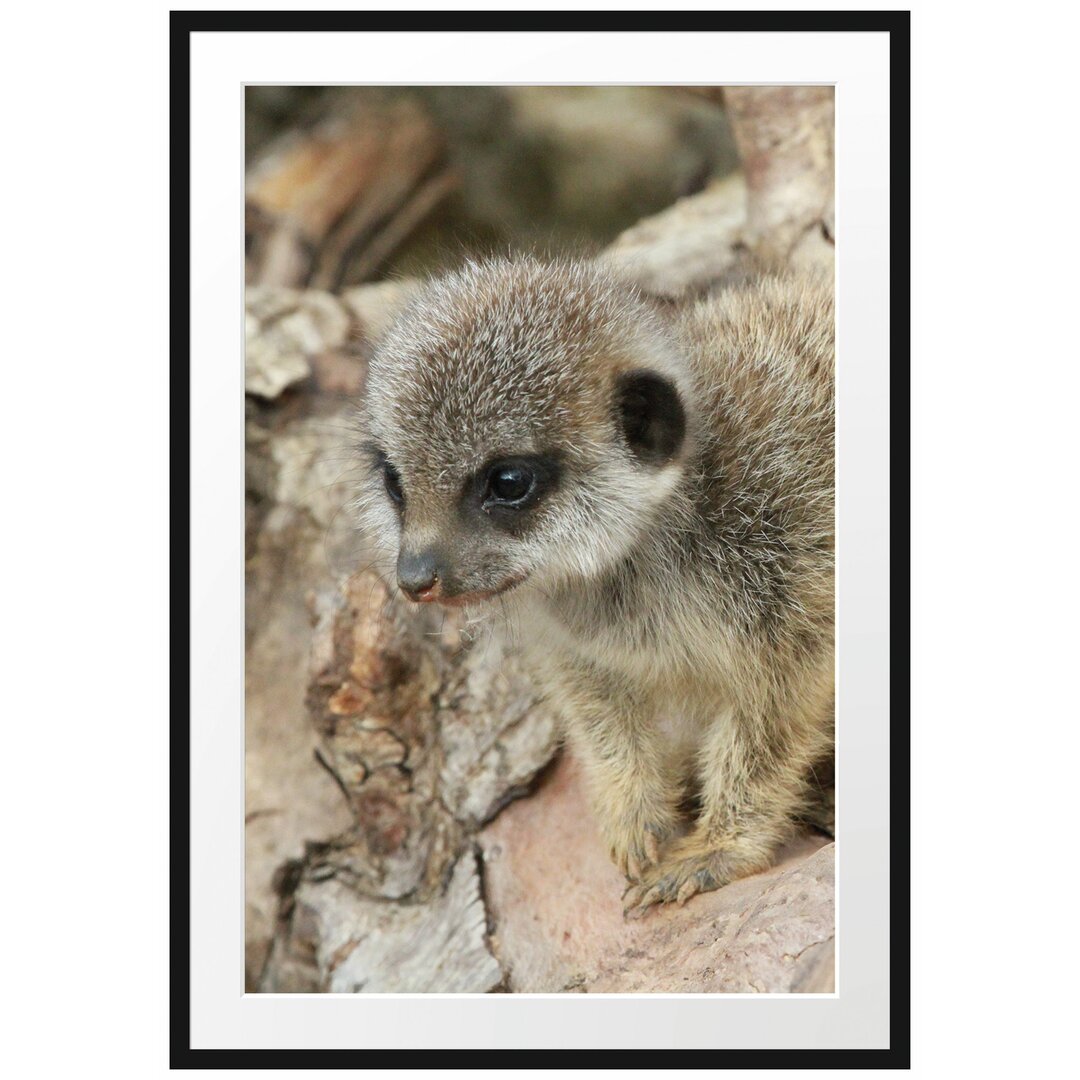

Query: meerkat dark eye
<box><xmin>382</xmin><ymin>459</ymin><xmax>404</xmax><ymax>506</ymax></box>
<box><xmin>486</xmin><ymin>463</ymin><xmax>534</xmax><ymax>505</ymax></box>
<box><xmin>476</xmin><ymin>456</ymin><xmax>559</xmax><ymax>518</ymax></box>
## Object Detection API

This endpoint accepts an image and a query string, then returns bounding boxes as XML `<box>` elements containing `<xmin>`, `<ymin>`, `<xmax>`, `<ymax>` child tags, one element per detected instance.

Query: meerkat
<box><xmin>355</xmin><ymin>255</ymin><xmax>834</xmax><ymax>914</ymax></box>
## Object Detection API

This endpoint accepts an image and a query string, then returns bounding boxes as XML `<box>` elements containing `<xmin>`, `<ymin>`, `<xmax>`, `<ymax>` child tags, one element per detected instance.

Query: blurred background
<box><xmin>246</xmin><ymin>85</ymin><xmax>740</xmax><ymax>289</ymax></box>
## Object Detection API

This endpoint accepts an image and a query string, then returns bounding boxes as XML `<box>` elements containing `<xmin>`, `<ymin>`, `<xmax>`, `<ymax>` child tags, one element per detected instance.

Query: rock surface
<box><xmin>479</xmin><ymin>753</ymin><xmax>834</xmax><ymax>994</ymax></box>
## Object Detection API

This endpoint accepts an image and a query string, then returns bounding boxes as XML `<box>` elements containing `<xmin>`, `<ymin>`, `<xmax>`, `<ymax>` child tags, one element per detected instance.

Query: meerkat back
<box><xmin>675</xmin><ymin>273</ymin><xmax>835</xmax><ymax>644</ymax></box>
<box><xmin>600</xmin><ymin>273</ymin><xmax>836</xmax><ymax>912</ymax></box>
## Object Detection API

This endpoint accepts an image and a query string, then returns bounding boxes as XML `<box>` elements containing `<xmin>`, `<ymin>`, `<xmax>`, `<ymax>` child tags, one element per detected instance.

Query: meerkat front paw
<box><xmin>623</xmin><ymin>859</ymin><xmax>724</xmax><ymax>915</ymax></box>
<box><xmin>607</xmin><ymin>820</ymin><xmax>674</xmax><ymax>882</ymax></box>
<box><xmin>622</xmin><ymin>836</ymin><xmax>767</xmax><ymax>917</ymax></box>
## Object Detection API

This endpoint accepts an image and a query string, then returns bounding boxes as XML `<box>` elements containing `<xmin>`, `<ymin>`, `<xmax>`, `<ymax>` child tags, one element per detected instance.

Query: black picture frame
<box><xmin>171</xmin><ymin>8</ymin><xmax>910</xmax><ymax>1068</ymax></box>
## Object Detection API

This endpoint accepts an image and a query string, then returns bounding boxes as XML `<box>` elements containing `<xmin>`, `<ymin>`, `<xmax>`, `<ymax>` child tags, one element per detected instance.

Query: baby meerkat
<box><xmin>356</xmin><ymin>256</ymin><xmax>834</xmax><ymax>914</ymax></box>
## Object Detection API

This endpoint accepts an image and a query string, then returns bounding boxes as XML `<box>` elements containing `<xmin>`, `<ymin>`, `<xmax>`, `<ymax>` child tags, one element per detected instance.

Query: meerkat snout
<box><xmin>383</xmin><ymin>448</ymin><xmax>564</xmax><ymax>605</ymax></box>
<box><xmin>396</xmin><ymin>547</ymin><xmax>440</xmax><ymax>601</ymax></box>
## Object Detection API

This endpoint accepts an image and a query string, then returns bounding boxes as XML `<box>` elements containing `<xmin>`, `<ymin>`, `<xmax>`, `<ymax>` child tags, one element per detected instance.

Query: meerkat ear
<box><xmin>615</xmin><ymin>370</ymin><xmax>686</xmax><ymax>465</ymax></box>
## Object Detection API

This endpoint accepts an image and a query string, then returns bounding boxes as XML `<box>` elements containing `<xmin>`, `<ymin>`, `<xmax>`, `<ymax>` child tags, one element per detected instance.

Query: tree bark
<box><xmin>724</xmin><ymin>85</ymin><xmax>835</xmax><ymax>267</ymax></box>
<box><xmin>246</xmin><ymin>97</ymin><xmax>454</xmax><ymax>291</ymax></box>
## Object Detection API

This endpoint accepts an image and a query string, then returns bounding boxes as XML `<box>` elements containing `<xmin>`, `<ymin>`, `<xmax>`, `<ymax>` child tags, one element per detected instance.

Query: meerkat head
<box><xmin>356</xmin><ymin>256</ymin><xmax>692</xmax><ymax>607</ymax></box>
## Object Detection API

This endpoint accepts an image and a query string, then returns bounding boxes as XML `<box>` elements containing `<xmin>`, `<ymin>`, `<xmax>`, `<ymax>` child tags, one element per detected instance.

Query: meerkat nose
<box><xmin>397</xmin><ymin>549</ymin><xmax>440</xmax><ymax>602</ymax></box>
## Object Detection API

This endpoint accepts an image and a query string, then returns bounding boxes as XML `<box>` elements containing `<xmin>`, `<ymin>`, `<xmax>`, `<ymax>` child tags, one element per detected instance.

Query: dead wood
<box><xmin>724</xmin><ymin>85</ymin><xmax>835</xmax><ymax>267</ymax></box>
<box><xmin>246</xmin><ymin>97</ymin><xmax>454</xmax><ymax>291</ymax></box>
<box><xmin>258</xmin><ymin>571</ymin><xmax>559</xmax><ymax>992</ymax></box>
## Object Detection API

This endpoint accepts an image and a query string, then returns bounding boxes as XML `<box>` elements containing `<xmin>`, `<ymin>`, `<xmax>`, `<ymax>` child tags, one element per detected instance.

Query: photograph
<box><xmin>26</xmin><ymin>0</ymin><xmax>1080</xmax><ymax>1073</ymax></box>
<box><xmin>245</xmin><ymin>82</ymin><xmax>838</xmax><ymax>996</ymax></box>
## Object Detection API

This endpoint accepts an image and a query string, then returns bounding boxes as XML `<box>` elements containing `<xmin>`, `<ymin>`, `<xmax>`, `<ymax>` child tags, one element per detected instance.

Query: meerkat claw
<box><xmin>621</xmin><ymin>884</ymin><xmax>649</xmax><ymax>916</ymax></box>
<box><xmin>637</xmin><ymin>884</ymin><xmax>666</xmax><ymax>911</ymax></box>
<box><xmin>676</xmin><ymin>877</ymin><xmax>699</xmax><ymax>905</ymax></box>
<box><xmin>623</xmin><ymin>878</ymin><xmax>673</xmax><ymax>918</ymax></box>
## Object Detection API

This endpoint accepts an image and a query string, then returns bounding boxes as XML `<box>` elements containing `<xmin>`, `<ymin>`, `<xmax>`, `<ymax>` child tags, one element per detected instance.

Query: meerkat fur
<box><xmin>355</xmin><ymin>255</ymin><xmax>834</xmax><ymax>914</ymax></box>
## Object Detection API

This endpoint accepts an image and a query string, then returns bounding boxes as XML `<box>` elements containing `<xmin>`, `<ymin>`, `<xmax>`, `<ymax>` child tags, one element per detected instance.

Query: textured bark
<box><xmin>606</xmin><ymin>86</ymin><xmax>834</xmax><ymax>299</ymax></box>
<box><xmin>263</xmin><ymin>848</ymin><xmax>503</xmax><ymax>994</ymax></box>
<box><xmin>257</xmin><ymin>570</ymin><xmax>559</xmax><ymax>992</ymax></box>
<box><xmin>245</xmin><ymin>286</ymin><xmax>351</xmax><ymax>399</ymax></box>
<box><xmin>724</xmin><ymin>86</ymin><xmax>835</xmax><ymax>267</ymax></box>
<box><xmin>245</xmin><ymin>282</ymin><xmax>422</xmax><ymax>986</ymax></box>
<box><xmin>247</xmin><ymin>85</ymin><xmax>836</xmax><ymax>995</ymax></box>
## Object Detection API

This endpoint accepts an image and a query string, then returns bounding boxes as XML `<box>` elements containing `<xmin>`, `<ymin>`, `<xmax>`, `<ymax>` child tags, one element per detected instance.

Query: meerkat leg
<box><xmin>561</xmin><ymin>681</ymin><xmax>683</xmax><ymax>882</ymax></box>
<box><xmin>624</xmin><ymin>679</ymin><xmax>833</xmax><ymax>914</ymax></box>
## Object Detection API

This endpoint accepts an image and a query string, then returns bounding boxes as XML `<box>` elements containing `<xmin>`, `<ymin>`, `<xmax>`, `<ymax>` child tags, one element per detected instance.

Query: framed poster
<box><xmin>174</xmin><ymin>8</ymin><xmax>909</xmax><ymax>1066</ymax></box>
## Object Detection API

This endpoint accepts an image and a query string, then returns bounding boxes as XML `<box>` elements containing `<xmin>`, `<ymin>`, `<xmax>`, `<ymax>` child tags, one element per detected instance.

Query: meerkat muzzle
<box><xmin>397</xmin><ymin>549</ymin><xmax>440</xmax><ymax>600</ymax></box>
